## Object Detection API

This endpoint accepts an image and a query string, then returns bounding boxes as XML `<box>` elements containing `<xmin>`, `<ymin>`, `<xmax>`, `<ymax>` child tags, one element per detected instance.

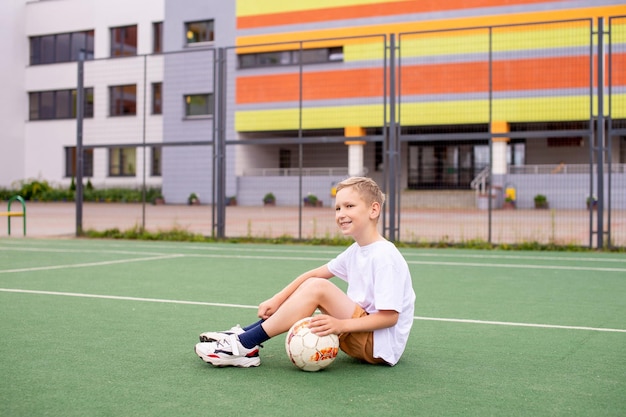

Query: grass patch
<box><xmin>82</xmin><ymin>227</ymin><xmax>624</xmax><ymax>252</ymax></box>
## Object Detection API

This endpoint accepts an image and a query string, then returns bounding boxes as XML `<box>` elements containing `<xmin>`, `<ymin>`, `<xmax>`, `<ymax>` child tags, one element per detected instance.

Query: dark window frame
<box><xmin>185</xmin><ymin>20</ymin><xmax>214</xmax><ymax>45</ymax></box>
<box><xmin>152</xmin><ymin>82</ymin><xmax>162</xmax><ymax>114</ymax></box>
<box><xmin>153</xmin><ymin>22</ymin><xmax>163</xmax><ymax>54</ymax></box>
<box><xmin>29</xmin><ymin>88</ymin><xmax>94</xmax><ymax>121</ymax></box>
<box><xmin>110</xmin><ymin>25</ymin><xmax>138</xmax><ymax>57</ymax></box>
<box><xmin>108</xmin><ymin>147</ymin><xmax>137</xmax><ymax>177</ymax></box>
<box><xmin>30</xmin><ymin>30</ymin><xmax>94</xmax><ymax>65</ymax></box>
<box><xmin>109</xmin><ymin>84</ymin><xmax>137</xmax><ymax>116</ymax></box>
<box><xmin>151</xmin><ymin>146</ymin><xmax>162</xmax><ymax>176</ymax></box>
<box><xmin>184</xmin><ymin>93</ymin><xmax>214</xmax><ymax>117</ymax></box>
<box><xmin>65</xmin><ymin>147</ymin><xmax>94</xmax><ymax>178</ymax></box>
<box><xmin>238</xmin><ymin>47</ymin><xmax>344</xmax><ymax>69</ymax></box>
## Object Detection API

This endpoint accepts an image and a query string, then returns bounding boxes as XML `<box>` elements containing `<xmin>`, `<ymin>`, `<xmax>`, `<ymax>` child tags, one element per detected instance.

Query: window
<box><xmin>65</xmin><ymin>147</ymin><xmax>94</xmax><ymax>177</ymax></box>
<box><xmin>30</xmin><ymin>30</ymin><xmax>94</xmax><ymax>65</ymax></box>
<box><xmin>153</xmin><ymin>22</ymin><xmax>163</xmax><ymax>53</ymax></box>
<box><xmin>151</xmin><ymin>146</ymin><xmax>162</xmax><ymax>176</ymax></box>
<box><xmin>375</xmin><ymin>141</ymin><xmax>383</xmax><ymax>171</ymax></box>
<box><xmin>547</xmin><ymin>137</ymin><xmax>583</xmax><ymax>147</ymax></box>
<box><xmin>152</xmin><ymin>82</ymin><xmax>162</xmax><ymax>114</ymax></box>
<box><xmin>407</xmin><ymin>141</ymin><xmax>489</xmax><ymax>189</ymax></box>
<box><xmin>238</xmin><ymin>47</ymin><xmax>343</xmax><ymax>69</ymax></box>
<box><xmin>184</xmin><ymin>94</ymin><xmax>213</xmax><ymax>117</ymax></box>
<box><xmin>507</xmin><ymin>142</ymin><xmax>526</xmax><ymax>166</ymax></box>
<box><xmin>109</xmin><ymin>147</ymin><xmax>136</xmax><ymax>177</ymax></box>
<box><xmin>110</xmin><ymin>25</ymin><xmax>137</xmax><ymax>57</ymax></box>
<box><xmin>29</xmin><ymin>88</ymin><xmax>94</xmax><ymax>121</ymax></box>
<box><xmin>185</xmin><ymin>20</ymin><xmax>214</xmax><ymax>45</ymax></box>
<box><xmin>55</xmin><ymin>33</ymin><xmax>71</xmax><ymax>62</ymax></box>
<box><xmin>279</xmin><ymin>149</ymin><xmax>291</xmax><ymax>169</ymax></box>
<box><xmin>71</xmin><ymin>31</ymin><xmax>95</xmax><ymax>61</ymax></box>
<box><xmin>109</xmin><ymin>85</ymin><xmax>137</xmax><ymax>116</ymax></box>
<box><xmin>55</xmin><ymin>90</ymin><xmax>72</xmax><ymax>119</ymax></box>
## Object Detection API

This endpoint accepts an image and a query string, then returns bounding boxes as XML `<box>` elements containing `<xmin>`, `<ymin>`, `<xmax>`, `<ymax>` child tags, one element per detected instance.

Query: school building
<box><xmin>1</xmin><ymin>0</ymin><xmax>625</xmax><ymax>209</ymax></box>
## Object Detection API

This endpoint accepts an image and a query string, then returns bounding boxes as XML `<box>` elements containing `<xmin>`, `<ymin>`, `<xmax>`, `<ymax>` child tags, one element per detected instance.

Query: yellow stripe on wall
<box><xmin>344</xmin><ymin>42</ymin><xmax>386</xmax><ymax>62</ymax></box>
<box><xmin>237</xmin><ymin>0</ymin><xmax>402</xmax><ymax>17</ymax></box>
<box><xmin>398</xmin><ymin>25</ymin><xmax>591</xmax><ymax>59</ymax></box>
<box><xmin>234</xmin><ymin>94</ymin><xmax>626</xmax><ymax>131</ymax></box>
<box><xmin>398</xmin><ymin>96</ymin><xmax>591</xmax><ymax>124</ymax></box>
<box><xmin>235</xmin><ymin>105</ymin><xmax>385</xmax><ymax>131</ymax></box>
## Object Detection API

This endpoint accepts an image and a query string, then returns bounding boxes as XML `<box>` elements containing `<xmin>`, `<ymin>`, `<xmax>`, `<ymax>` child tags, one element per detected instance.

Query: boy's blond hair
<box><xmin>335</xmin><ymin>177</ymin><xmax>386</xmax><ymax>207</ymax></box>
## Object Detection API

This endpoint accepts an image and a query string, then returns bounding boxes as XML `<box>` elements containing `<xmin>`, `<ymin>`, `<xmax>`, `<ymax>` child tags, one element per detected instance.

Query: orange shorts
<box><xmin>338</xmin><ymin>305</ymin><xmax>388</xmax><ymax>365</ymax></box>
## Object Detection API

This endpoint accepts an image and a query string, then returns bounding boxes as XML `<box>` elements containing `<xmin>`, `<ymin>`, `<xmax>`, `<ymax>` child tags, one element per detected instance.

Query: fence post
<box><xmin>216</xmin><ymin>48</ymin><xmax>227</xmax><ymax>238</ymax></box>
<box><xmin>387</xmin><ymin>34</ymin><xmax>398</xmax><ymax>242</ymax></box>
<box><xmin>488</xmin><ymin>27</ymin><xmax>493</xmax><ymax>244</ymax></box>
<box><xmin>76</xmin><ymin>52</ymin><xmax>84</xmax><ymax>236</ymax></box>
<box><xmin>596</xmin><ymin>18</ymin><xmax>605</xmax><ymax>249</ymax></box>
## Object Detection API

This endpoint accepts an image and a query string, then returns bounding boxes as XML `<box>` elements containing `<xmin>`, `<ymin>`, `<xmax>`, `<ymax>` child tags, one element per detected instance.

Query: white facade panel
<box><xmin>12</xmin><ymin>0</ymin><xmax>165</xmax><ymax>190</ymax></box>
<box><xmin>0</xmin><ymin>1</ymin><xmax>27</xmax><ymax>187</ymax></box>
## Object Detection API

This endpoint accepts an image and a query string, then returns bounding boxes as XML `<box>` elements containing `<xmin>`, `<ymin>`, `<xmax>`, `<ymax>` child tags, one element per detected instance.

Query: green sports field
<box><xmin>1</xmin><ymin>238</ymin><xmax>625</xmax><ymax>416</ymax></box>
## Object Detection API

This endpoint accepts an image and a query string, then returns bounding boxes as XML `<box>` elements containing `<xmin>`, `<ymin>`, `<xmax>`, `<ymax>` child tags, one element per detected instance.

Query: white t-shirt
<box><xmin>327</xmin><ymin>239</ymin><xmax>415</xmax><ymax>365</ymax></box>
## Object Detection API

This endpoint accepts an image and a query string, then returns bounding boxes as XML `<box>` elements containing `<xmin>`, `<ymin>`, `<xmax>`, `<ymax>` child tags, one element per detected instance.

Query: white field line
<box><xmin>3</xmin><ymin>241</ymin><xmax>626</xmax><ymax>265</ymax></box>
<box><xmin>0</xmin><ymin>287</ymin><xmax>624</xmax><ymax>334</ymax></box>
<box><xmin>0</xmin><ymin>288</ymin><xmax>257</xmax><ymax>309</ymax></box>
<box><xmin>0</xmin><ymin>254</ymin><xmax>185</xmax><ymax>274</ymax></box>
<box><xmin>413</xmin><ymin>316</ymin><xmax>626</xmax><ymax>333</ymax></box>
<box><xmin>1</xmin><ymin>249</ymin><xmax>625</xmax><ymax>274</ymax></box>
<box><xmin>2</xmin><ymin>243</ymin><xmax>626</xmax><ymax>273</ymax></box>
<box><xmin>0</xmin><ymin>246</ymin><xmax>176</xmax><ymax>257</ymax></box>
<box><xmin>404</xmin><ymin>260</ymin><xmax>626</xmax><ymax>273</ymax></box>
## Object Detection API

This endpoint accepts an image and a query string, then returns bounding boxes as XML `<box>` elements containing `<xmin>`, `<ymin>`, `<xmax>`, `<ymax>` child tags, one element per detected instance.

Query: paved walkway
<box><xmin>1</xmin><ymin>202</ymin><xmax>622</xmax><ymax>247</ymax></box>
<box><xmin>0</xmin><ymin>202</ymin><xmax>338</xmax><ymax>239</ymax></box>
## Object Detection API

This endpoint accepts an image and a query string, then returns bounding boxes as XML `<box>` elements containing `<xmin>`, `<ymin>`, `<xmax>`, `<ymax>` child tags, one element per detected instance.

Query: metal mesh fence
<box><xmin>71</xmin><ymin>18</ymin><xmax>625</xmax><ymax>248</ymax></box>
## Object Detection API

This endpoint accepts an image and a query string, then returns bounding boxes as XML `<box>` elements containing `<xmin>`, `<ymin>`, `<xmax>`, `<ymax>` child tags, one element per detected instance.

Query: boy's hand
<box><xmin>257</xmin><ymin>297</ymin><xmax>280</xmax><ymax>319</ymax></box>
<box><xmin>309</xmin><ymin>314</ymin><xmax>342</xmax><ymax>336</ymax></box>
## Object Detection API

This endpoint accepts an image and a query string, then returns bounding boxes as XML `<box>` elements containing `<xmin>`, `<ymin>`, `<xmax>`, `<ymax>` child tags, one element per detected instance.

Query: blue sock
<box><xmin>238</xmin><ymin>323</ymin><xmax>270</xmax><ymax>349</ymax></box>
<box><xmin>243</xmin><ymin>319</ymin><xmax>264</xmax><ymax>331</ymax></box>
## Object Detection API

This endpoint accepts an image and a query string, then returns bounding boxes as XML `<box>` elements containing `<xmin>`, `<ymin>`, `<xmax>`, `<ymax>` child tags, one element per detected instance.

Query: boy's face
<box><xmin>334</xmin><ymin>186</ymin><xmax>379</xmax><ymax>239</ymax></box>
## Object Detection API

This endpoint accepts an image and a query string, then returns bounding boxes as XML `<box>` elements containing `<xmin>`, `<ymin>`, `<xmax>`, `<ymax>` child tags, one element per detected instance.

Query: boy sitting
<box><xmin>195</xmin><ymin>177</ymin><xmax>415</xmax><ymax>367</ymax></box>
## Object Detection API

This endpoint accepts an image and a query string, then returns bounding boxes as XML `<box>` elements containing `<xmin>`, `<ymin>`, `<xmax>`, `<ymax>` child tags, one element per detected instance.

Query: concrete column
<box><xmin>491</xmin><ymin>121</ymin><xmax>510</xmax><ymax>176</ymax></box>
<box><xmin>344</xmin><ymin>126</ymin><xmax>366</xmax><ymax>177</ymax></box>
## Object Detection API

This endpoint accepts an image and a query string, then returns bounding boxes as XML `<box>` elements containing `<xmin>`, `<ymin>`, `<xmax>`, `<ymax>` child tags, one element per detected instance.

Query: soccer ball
<box><xmin>285</xmin><ymin>317</ymin><xmax>339</xmax><ymax>372</ymax></box>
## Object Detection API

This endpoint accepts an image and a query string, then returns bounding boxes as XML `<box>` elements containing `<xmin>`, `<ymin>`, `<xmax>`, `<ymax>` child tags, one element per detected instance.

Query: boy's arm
<box><xmin>310</xmin><ymin>309</ymin><xmax>399</xmax><ymax>336</ymax></box>
<box><xmin>257</xmin><ymin>264</ymin><xmax>333</xmax><ymax>319</ymax></box>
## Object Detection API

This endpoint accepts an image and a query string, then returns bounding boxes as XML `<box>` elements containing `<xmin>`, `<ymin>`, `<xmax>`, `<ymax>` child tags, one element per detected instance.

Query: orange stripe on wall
<box><xmin>237</xmin><ymin>68</ymin><xmax>385</xmax><ymax>103</ymax></box>
<box><xmin>401</xmin><ymin>61</ymin><xmax>488</xmax><ymax>94</ymax></box>
<box><xmin>236</xmin><ymin>6</ymin><xmax>626</xmax><ymax>47</ymax></box>
<box><xmin>237</xmin><ymin>0</ymin><xmax>563</xmax><ymax>29</ymax></box>
<box><xmin>236</xmin><ymin>55</ymin><xmax>607</xmax><ymax>104</ymax></box>
<box><xmin>614</xmin><ymin>54</ymin><xmax>626</xmax><ymax>86</ymax></box>
<box><xmin>402</xmin><ymin>56</ymin><xmax>592</xmax><ymax>95</ymax></box>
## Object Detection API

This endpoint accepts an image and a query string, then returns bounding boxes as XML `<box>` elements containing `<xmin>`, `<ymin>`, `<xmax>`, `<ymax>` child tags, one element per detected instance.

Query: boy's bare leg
<box><xmin>261</xmin><ymin>278</ymin><xmax>356</xmax><ymax>337</ymax></box>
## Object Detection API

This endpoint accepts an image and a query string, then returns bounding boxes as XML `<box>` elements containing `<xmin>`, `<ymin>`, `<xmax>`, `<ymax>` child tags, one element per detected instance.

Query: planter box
<box><xmin>503</xmin><ymin>201</ymin><xmax>516</xmax><ymax>210</ymax></box>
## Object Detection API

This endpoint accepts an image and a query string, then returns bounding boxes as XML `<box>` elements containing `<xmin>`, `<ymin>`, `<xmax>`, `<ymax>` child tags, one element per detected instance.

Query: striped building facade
<box><xmin>229</xmin><ymin>0</ymin><xmax>626</xmax><ymax>202</ymax></box>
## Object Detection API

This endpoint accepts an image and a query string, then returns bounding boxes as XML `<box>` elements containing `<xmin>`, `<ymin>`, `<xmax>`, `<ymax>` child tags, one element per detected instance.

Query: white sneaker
<box><xmin>195</xmin><ymin>335</ymin><xmax>261</xmax><ymax>368</ymax></box>
<box><xmin>199</xmin><ymin>324</ymin><xmax>244</xmax><ymax>343</ymax></box>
